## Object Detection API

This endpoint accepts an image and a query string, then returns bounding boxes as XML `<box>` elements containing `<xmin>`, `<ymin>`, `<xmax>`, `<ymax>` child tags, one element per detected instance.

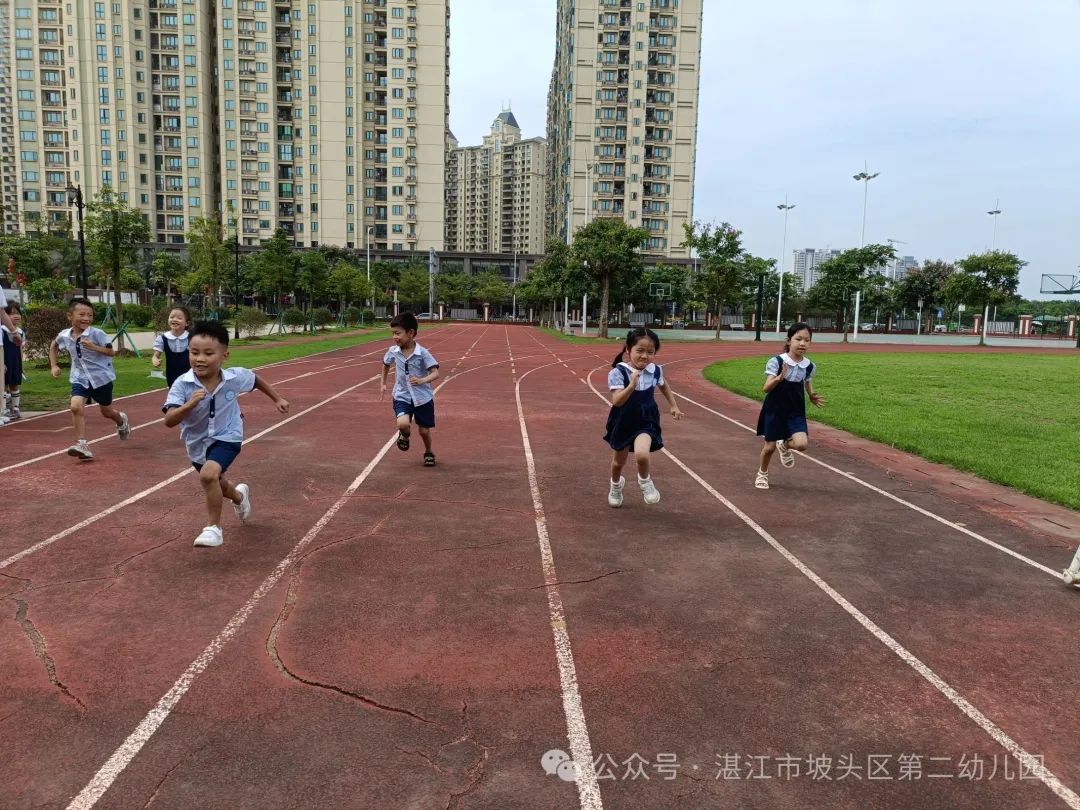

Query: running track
<box><xmin>2</xmin><ymin>325</ymin><xmax>1078</xmax><ymax>809</ymax></box>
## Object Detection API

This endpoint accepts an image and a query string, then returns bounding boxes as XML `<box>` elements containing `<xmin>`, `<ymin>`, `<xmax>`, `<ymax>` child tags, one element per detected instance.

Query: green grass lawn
<box><xmin>704</xmin><ymin>352</ymin><xmax>1080</xmax><ymax>511</ymax></box>
<box><xmin>20</xmin><ymin>328</ymin><xmax>390</xmax><ymax>412</ymax></box>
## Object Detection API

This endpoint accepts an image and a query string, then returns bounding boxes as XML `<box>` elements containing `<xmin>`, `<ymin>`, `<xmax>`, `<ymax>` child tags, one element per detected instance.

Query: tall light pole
<box><xmin>66</xmin><ymin>183</ymin><xmax>87</xmax><ymax>297</ymax></box>
<box><xmin>987</xmin><ymin>200</ymin><xmax>1001</xmax><ymax>251</ymax></box>
<box><xmin>853</xmin><ymin>162</ymin><xmax>880</xmax><ymax>247</ymax></box>
<box><xmin>511</xmin><ymin>247</ymin><xmax>517</xmax><ymax>320</ymax></box>
<box><xmin>365</xmin><ymin>225</ymin><xmax>373</xmax><ymax>312</ymax></box>
<box><xmin>775</xmin><ymin>198</ymin><xmax>795</xmax><ymax>332</ymax></box>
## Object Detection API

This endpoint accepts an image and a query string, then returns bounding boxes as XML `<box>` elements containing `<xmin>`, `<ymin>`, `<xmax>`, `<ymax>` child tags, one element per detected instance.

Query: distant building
<box><xmin>791</xmin><ymin>248</ymin><xmax>842</xmax><ymax>290</ymax></box>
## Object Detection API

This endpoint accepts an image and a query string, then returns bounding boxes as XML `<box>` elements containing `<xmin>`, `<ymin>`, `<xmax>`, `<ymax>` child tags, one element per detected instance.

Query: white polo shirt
<box><xmin>163</xmin><ymin>367</ymin><xmax>257</xmax><ymax>463</ymax></box>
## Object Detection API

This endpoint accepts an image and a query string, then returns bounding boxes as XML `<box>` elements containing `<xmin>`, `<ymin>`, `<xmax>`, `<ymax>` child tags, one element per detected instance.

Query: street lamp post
<box><xmin>987</xmin><ymin>201</ymin><xmax>1002</xmax><ymax>250</ymax></box>
<box><xmin>852</xmin><ymin>162</ymin><xmax>880</xmax><ymax>247</ymax></box>
<box><xmin>66</xmin><ymin>183</ymin><xmax>88</xmax><ymax>297</ymax></box>
<box><xmin>231</xmin><ymin>209</ymin><xmax>241</xmax><ymax>340</ymax></box>
<box><xmin>775</xmin><ymin>198</ymin><xmax>795</xmax><ymax>332</ymax></box>
<box><xmin>511</xmin><ymin>248</ymin><xmax>517</xmax><ymax>321</ymax></box>
<box><xmin>365</xmin><ymin>225</ymin><xmax>373</xmax><ymax>315</ymax></box>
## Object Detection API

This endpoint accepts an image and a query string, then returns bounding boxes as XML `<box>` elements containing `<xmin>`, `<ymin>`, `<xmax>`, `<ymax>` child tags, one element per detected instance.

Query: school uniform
<box><xmin>163</xmin><ymin>367</ymin><xmax>256</xmax><ymax>472</ymax></box>
<box><xmin>756</xmin><ymin>353</ymin><xmax>815</xmax><ymax>442</ymax></box>
<box><xmin>383</xmin><ymin>343</ymin><xmax>439</xmax><ymax>428</ymax></box>
<box><xmin>604</xmin><ymin>362</ymin><xmax>665</xmax><ymax>452</ymax></box>
<box><xmin>153</xmin><ymin>330</ymin><xmax>191</xmax><ymax>386</ymax></box>
<box><xmin>2</xmin><ymin>325</ymin><xmax>24</xmax><ymax>387</ymax></box>
<box><xmin>55</xmin><ymin>327</ymin><xmax>117</xmax><ymax>405</ymax></box>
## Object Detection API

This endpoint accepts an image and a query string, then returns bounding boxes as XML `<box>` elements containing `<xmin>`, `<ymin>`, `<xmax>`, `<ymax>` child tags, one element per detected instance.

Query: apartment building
<box><xmin>5</xmin><ymin>0</ymin><xmax>449</xmax><ymax>249</ymax></box>
<box><xmin>445</xmin><ymin>109</ymin><xmax>546</xmax><ymax>255</ymax></box>
<box><xmin>546</xmin><ymin>0</ymin><xmax>702</xmax><ymax>257</ymax></box>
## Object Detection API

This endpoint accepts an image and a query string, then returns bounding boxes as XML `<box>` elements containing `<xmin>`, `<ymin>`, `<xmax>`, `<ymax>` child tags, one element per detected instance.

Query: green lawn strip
<box><xmin>20</xmin><ymin>329</ymin><xmax>390</xmax><ymax>412</ymax></box>
<box><xmin>703</xmin><ymin>352</ymin><xmax>1080</xmax><ymax>511</ymax></box>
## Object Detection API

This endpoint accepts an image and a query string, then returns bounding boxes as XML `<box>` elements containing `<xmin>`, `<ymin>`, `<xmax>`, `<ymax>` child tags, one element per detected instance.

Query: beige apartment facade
<box><xmin>445</xmin><ymin>110</ymin><xmax>546</xmax><ymax>255</ymax></box>
<box><xmin>547</xmin><ymin>0</ymin><xmax>702</xmax><ymax>258</ymax></box>
<box><xmin>4</xmin><ymin>0</ymin><xmax>449</xmax><ymax>250</ymax></box>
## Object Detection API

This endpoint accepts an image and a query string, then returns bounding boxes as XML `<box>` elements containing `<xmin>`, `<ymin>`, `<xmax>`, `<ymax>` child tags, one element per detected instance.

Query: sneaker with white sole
<box><xmin>776</xmin><ymin>439</ymin><xmax>795</xmax><ymax>468</ymax></box>
<box><xmin>194</xmin><ymin>525</ymin><xmax>223</xmax><ymax>547</ymax></box>
<box><xmin>607</xmin><ymin>476</ymin><xmax>625</xmax><ymax>508</ymax></box>
<box><xmin>67</xmin><ymin>440</ymin><xmax>94</xmax><ymax>460</ymax></box>
<box><xmin>233</xmin><ymin>483</ymin><xmax>252</xmax><ymax>521</ymax></box>
<box><xmin>638</xmin><ymin>475</ymin><xmax>660</xmax><ymax>504</ymax></box>
<box><xmin>755</xmin><ymin>469</ymin><xmax>770</xmax><ymax>489</ymax></box>
<box><xmin>1064</xmin><ymin>569</ymin><xmax>1080</xmax><ymax>587</ymax></box>
<box><xmin>117</xmin><ymin>412</ymin><xmax>131</xmax><ymax>440</ymax></box>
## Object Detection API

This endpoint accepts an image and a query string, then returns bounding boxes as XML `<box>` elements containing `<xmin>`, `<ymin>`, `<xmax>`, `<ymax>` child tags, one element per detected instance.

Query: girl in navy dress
<box><xmin>604</xmin><ymin>327</ymin><xmax>682</xmax><ymax>507</ymax></box>
<box><xmin>152</xmin><ymin>306</ymin><xmax>192</xmax><ymax>387</ymax></box>
<box><xmin>755</xmin><ymin>322</ymin><xmax>824</xmax><ymax>489</ymax></box>
<box><xmin>2</xmin><ymin>303</ymin><xmax>25</xmax><ymax>419</ymax></box>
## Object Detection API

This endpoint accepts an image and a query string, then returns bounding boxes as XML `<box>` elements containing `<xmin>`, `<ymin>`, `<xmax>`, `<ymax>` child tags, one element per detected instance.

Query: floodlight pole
<box><xmin>776</xmin><ymin>198</ymin><xmax>795</xmax><ymax>333</ymax></box>
<box><xmin>853</xmin><ymin>162</ymin><xmax>880</xmax><ymax>248</ymax></box>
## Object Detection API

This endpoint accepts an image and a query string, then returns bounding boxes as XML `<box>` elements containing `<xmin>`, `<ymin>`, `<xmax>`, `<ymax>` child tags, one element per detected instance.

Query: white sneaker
<box><xmin>607</xmin><ymin>476</ymin><xmax>625</xmax><ymax>508</ymax></box>
<box><xmin>67</xmin><ymin>440</ymin><xmax>94</xmax><ymax>460</ymax></box>
<box><xmin>755</xmin><ymin>469</ymin><xmax>770</xmax><ymax>489</ymax></box>
<box><xmin>639</xmin><ymin>476</ymin><xmax>660</xmax><ymax>505</ymax></box>
<box><xmin>194</xmin><ymin>525</ymin><xmax>223</xmax><ymax>548</ymax></box>
<box><xmin>117</xmin><ymin>412</ymin><xmax>131</xmax><ymax>440</ymax></box>
<box><xmin>1063</xmin><ymin>569</ymin><xmax>1080</xmax><ymax>587</ymax></box>
<box><xmin>776</xmin><ymin>440</ymin><xmax>795</xmax><ymax>468</ymax></box>
<box><xmin>233</xmin><ymin>483</ymin><xmax>252</xmax><ymax>521</ymax></box>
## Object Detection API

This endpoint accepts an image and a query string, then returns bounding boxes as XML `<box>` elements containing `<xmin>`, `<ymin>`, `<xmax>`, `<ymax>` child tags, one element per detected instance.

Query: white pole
<box><xmin>853</xmin><ymin>290</ymin><xmax>861</xmax><ymax>341</ymax></box>
<box><xmin>982</xmin><ymin>303</ymin><xmax>990</xmax><ymax>343</ymax></box>
<box><xmin>776</xmin><ymin>200</ymin><xmax>794</xmax><ymax>332</ymax></box>
<box><xmin>365</xmin><ymin>226</ymin><xmax>372</xmax><ymax>312</ymax></box>
<box><xmin>585</xmin><ymin>165</ymin><xmax>591</xmax><ymax>228</ymax></box>
<box><xmin>581</xmin><ymin>293</ymin><xmax>588</xmax><ymax>337</ymax></box>
<box><xmin>511</xmin><ymin>250</ymin><xmax>517</xmax><ymax>320</ymax></box>
<box><xmin>564</xmin><ymin>295</ymin><xmax>569</xmax><ymax>335</ymax></box>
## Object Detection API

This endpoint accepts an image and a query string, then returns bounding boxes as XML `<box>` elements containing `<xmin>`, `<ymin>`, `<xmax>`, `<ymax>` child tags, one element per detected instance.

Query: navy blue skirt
<box><xmin>3</xmin><ymin>333</ymin><xmax>22</xmax><ymax>387</ymax></box>
<box><xmin>756</xmin><ymin>380</ymin><xmax>808</xmax><ymax>442</ymax></box>
<box><xmin>604</xmin><ymin>388</ymin><xmax>663</xmax><ymax>452</ymax></box>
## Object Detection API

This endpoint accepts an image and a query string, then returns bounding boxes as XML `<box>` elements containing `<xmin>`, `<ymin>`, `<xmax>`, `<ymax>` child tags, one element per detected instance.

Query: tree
<box><xmin>681</xmin><ymin>221</ymin><xmax>756</xmax><ymax>338</ymax></box>
<box><xmin>434</xmin><ymin>270</ymin><xmax>473</xmax><ymax>308</ymax></box>
<box><xmin>805</xmin><ymin>244</ymin><xmax>895</xmax><ymax>341</ymax></box>
<box><xmin>471</xmin><ymin>271</ymin><xmax>510</xmax><ymax>310</ymax></box>
<box><xmin>84</xmin><ymin>187</ymin><xmax>151</xmax><ymax>346</ymax></box>
<box><xmin>571</xmin><ymin>217</ymin><xmax>648</xmax><ymax>338</ymax></box>
<box><xmin>248</xmin><ymin>229</ymin><xmax>296</xmax><ymax>309</ymax></box>
<box><xmin>956</xmin><ymin>250</ymin><xmax>1025</xmax><ymax>345</ymax></box>
<box><xmin>328</xmin><ymin>259</ymin><xmax>371</xmax><ymax>313</ymax></box>
<box><xmin>940</xmin><ymin>272</ymin><xmax>982</xmax><ymax>329</ymax></box>
<box><xmin>186</xmin><ymin>216</ymin><xmax>230</xmax><ymax>312</ymax></box>
<box><xmin>296</xmin><ymin>250</ymin><xmax>329</xmax><ymax>313</ymax></box>
<box><xmin>635</xmin><ymin>264</ymin><xmax>691</xmax><ymax>324</ymax></box>
<box><xmin>397</xmin><ymin>264</ymin><xmax>429</xmax><ymax>310</ymax></box>
<box><xmin>895</xmin><ymin>260</ymin><xmax>955</xmax><ymax>331</ymax></box>
<box><xmin>151</xmin><ymin>250</ymin><xmax>190</xmax><ymax>300</ymax></box>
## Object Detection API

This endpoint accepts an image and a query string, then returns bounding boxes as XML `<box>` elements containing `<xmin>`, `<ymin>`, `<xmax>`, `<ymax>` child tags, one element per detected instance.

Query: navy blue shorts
<box><xmin>392</xmin><ymin>398</ymin><xmax>435</xmax><ymax>428</ymax></box>
<box><xmin>71</xmin><ymin>381</ymin><xmax>114</xmax><ymax>406</ymax></box>
<box><xmin>192</xmin><ymin>441</ymin><xmax>243</xmax><ymax>474</ymax></box>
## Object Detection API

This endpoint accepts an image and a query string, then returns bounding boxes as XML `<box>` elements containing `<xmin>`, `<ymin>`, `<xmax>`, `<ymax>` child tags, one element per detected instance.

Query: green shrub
<box><xmin>282</xmin><ymin>307</ymin><xmax>306</xmax><ymax>331</ymax></box>
<box><xmin>312</xmin><ymin>306</ymin><xmax>334</xmax><ymax>329</ymax></box>
<box><xmin>236</xmin><ymin>306</ymin><xmax>270</xmax><ymax>339</ymax></box>
<box><xmin>23</xmin><ymin>306</ymin><xmax>70</xmax><ymax>363</ymax></box>
<box><xmin>121</xmin><ymin>303</ymin><xmax>153</xmax><ymax>327</ymax></box>
<box><xmin>361</xmin><ymin>309</ymin><xmax>376</xmax><ymax>324</ymax></box>
<box><xmin>344</xmin><ymin>306</ymin><xmax>362</xmax><ymax>325</ymax></box>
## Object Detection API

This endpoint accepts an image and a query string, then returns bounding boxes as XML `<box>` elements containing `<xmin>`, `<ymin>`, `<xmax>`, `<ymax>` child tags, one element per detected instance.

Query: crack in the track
<box><xmin>494</xmin><ymin>569</ymin><xmax>626</xmax><ymax>593</ymax></box>
<box><xmin>12</xmin><ymin>598</ymin><xmax>85</xmax><ymax>709</ymax></box>
<box><xmin>395</xmin><ymin>701</ymin><xmax>492</xmax><ymax>808</ymax></box>
<box><xmin>141</xmin><ymin>741</ymin><xmax>211</xmax><ymax>808</ymax></box>
<box><xmin>434</xmin><ymin>539</ymin><xmax>512</xmax><ymax>553</ymax></box>
<box><xmin>266</xmin><ymin>555</ymin><xmax>437</xmax><ymax>727</ymax></box>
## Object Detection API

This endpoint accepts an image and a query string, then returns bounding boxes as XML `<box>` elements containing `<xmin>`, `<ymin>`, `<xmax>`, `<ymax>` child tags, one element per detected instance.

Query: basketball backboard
<box><xmin>1040</xmin><ymin>274</ymin><xmax>1080</xmax><ymax>294</ymax></box>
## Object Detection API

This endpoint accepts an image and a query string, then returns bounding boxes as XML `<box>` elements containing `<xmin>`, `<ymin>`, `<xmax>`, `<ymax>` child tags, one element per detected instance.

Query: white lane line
<box><xmin>65</xmin><ymin>329</ymin><xmax>504</xmax><ymax>808</ymax></box>
<box><xmin>672</xmin><ymin>391</ymin><xmax>1062</xmax><ymax>580</ymax></box>
<box><xmin>515</xmin><ymin>359</ymin><xmax>601</xmax><ymax>809</ymax></box>
<box><xmin>575</xmin><ymin>367</ymin><xmax>1078</xmax><ymax>808</ymax></box>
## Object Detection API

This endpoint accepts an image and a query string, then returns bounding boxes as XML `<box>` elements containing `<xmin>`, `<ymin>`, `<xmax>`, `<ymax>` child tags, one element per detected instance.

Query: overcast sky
<box><xmin>449</xmin><ymin>0</ymin><xmax>1080</xmax><ymax>299</ymax></box>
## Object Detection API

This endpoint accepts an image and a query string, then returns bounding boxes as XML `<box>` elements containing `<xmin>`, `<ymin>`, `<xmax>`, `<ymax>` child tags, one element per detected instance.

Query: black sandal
<box><xmin>396</xmin><ymin>430</ymin><xmax>410</xmax><ymax>452</ymax></box>
<box><xmin>423</xmin><ymin>452</ymin><xmax>436</xmax><ymax>467</ymax></box>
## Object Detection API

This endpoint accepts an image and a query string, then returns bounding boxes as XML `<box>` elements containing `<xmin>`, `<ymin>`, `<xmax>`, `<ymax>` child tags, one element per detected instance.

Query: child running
<box><xmin>2</xmin><ymin>303</ymin><xmax>25</xmax><ymax>420</ymax></box>
<box><xmin>49</xmin><ymin>297</ymin><xmax>130</xmax><ymax>460</ymax></box>
<box><xmin>604</xmin><ymin>327</ymin><xmax>682</xmax><ymax>507</ymax></box>
<box><xmin>164</xmin><ymin>320</ymin><xmax>289</xmax><ymax>548</ymax></box>
<box><xmin>381</xmin><ymin>312</ymin><xmax>440</xmax><ymax>467</ymax></box>
<box><xmin>152</xmin><ymin>305</ymin><xmax>192</xmax><ymax>386</ymax></box>
<box><xmin>754</xmin><ymin>322</ymin><xmax>824</xmax><ymax>490</ymax></box>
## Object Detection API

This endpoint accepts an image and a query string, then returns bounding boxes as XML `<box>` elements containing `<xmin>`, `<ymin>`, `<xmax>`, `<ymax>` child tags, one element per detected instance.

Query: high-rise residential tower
<box><xmin>547</xmin><ymin>0</ymin><xmax>702</xmax><ymax>257</ymax></box>
<box><xmin>5</xmin><ymin>0</ymin><xmax>449</xmax><ymax>249</ymax></box>
<box><xmin>444</xmin><ymin>109</ymin><xmax>546</xmax><ymax>255</ymax></box>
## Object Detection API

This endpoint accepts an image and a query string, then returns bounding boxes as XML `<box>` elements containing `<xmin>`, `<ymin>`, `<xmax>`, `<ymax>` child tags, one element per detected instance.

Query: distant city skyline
<box><xmin>448</xmin><ymin>1</ymin><xmax>1080</xmax><ymax>298</ymax></box>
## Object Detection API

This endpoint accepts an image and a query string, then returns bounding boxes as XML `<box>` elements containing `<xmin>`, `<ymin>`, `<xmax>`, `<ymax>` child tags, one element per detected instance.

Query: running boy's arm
<box><xmin>254</xmin><ymin>374</ymin><xmax>290</xmax><ymax>414</ymax></box>
<box><xmin>657</xmin><ymin>379</ymin><xmax>683</xmax><ymax>420</ymax></box>
<box><xmin>163</xmin><ymin>387</ymin><xmax>205</xmax><ymax>427</ymax></box>
<box><xmin>49</xmin><ymin>337</ymin><xmax>61</xmax><ymax>377</ymax></box>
